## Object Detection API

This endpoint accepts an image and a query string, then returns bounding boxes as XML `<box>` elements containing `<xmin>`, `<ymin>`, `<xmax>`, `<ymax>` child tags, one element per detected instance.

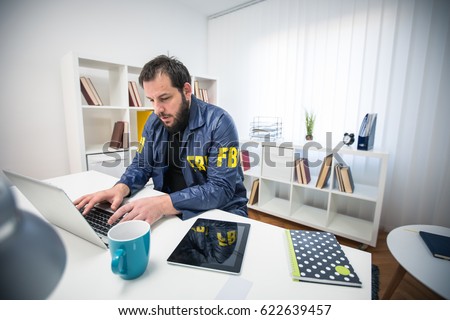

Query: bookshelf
<box><xmin>61</xmin><ymin>52</ymin><xmax>218</xmax><ymax>179</ymax></box>
<box><xmin>60</xmin><ymin>52</ymin><xmax>153</xmax><ymax>178</ymax></box>
<box><xmin>192</xmin><ymin>75</ymin><xmax>218</xmax><ymax>104</ymax></box>
<box><xmin>242</xmin><ymin>142</ymin><xmax>388</xmax><ymax>247</ymax></box>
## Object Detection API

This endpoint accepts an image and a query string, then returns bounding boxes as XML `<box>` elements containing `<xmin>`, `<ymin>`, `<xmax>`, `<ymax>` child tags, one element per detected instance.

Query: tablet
<box><xmin>167</xmin><ymin>218</ymin><xmax>251</xmax><ymax>274</ymax></box>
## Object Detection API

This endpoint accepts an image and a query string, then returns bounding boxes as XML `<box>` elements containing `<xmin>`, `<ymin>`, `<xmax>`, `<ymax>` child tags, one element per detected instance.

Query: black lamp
<box><xmin>0</xmin><ymin>177</ymin><xmax>66</xmax><ymax>299</ymax></box>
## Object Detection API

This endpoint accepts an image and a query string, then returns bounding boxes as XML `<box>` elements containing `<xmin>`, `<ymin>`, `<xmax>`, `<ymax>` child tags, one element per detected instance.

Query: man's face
<box><xmin>143</xmin><ymin>73</ymin><xmax>191</xmax><ymax>133</ymax></box>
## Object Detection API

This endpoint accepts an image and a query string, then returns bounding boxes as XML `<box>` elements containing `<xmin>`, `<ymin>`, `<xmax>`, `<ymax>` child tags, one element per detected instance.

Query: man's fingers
<box><xmin>110</xmin><ymin>197</ymin><xmax>122</xmax><ymax>211</ymax></box>
<box><xmin>108</xmin><ymin>203</ymin><xmax>131</xmax><ymax>224</ymax></box>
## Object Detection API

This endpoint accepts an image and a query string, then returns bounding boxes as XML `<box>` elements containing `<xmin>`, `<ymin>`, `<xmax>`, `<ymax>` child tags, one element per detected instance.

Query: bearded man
<box><xmin>74</xmin><ymin>55</ymin><xmax>247</xmax><ymax>225</ymax></box>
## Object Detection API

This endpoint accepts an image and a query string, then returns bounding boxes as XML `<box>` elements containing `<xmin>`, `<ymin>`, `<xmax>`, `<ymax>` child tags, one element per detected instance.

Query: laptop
<box><xmin>3</xmin><ymin>170</ymin><xmax>121</xmax><ymax>249</ymax></box>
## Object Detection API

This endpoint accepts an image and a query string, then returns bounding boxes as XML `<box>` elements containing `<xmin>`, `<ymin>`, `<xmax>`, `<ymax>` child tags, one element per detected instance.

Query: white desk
<box><xmin>13</xmin><ymin>170</ymin><xmax>372</xmax><ymax>299</ymax></box>
<box><xmin>383</xmin><ymin>225</ymin><xmax>450</xmax><ymax>299</ymax></box>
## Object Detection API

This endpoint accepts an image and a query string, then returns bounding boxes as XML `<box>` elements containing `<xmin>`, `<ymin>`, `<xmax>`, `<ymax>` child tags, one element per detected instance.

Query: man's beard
<box><xmin>159</xmin><ymin>93</ymin><xmax>190</xmax><ymax>134</ymax></box>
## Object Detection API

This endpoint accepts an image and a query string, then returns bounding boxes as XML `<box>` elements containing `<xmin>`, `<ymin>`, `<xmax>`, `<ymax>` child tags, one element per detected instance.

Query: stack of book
<box><xmin>334</xmin><ymin>163</ymin><xmax>355</xmax><ymax>193</ymax></box>
<box><xmin>194</xmin><ymin>80</ymin><xmax>209</xmax><ymax>103</ymax></box>
<box><xmin>80</xmin><ymin>76</ymin><xmax>103</xmax><ymax>106</ymax></box>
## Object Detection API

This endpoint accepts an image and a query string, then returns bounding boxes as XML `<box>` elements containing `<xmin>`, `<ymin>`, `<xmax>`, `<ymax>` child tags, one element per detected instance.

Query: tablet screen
<box><xmin>167</xmin><ymin>218</ymin><xmax>251</xmax><ymax>274</ymax></box>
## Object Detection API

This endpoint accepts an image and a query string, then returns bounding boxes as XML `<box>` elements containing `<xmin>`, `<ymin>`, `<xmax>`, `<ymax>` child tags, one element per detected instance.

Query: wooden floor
<box><xmin>248</xmin><ymin>209</ymin><xmax>443</xmax><ymax>300</ymax></box>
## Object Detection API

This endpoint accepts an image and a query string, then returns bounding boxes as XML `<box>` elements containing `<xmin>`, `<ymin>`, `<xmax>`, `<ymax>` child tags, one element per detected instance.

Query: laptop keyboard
<box><xmin>83</xmin><ymin>206</ymin><xmax>121</xmax><ymax>236</ymax></box>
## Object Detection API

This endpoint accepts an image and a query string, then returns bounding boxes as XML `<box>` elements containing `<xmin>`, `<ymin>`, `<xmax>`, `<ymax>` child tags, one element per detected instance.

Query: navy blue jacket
<box><xmin>118</xmin><ymin>95</ymin><xmax>248</xmax><ymax>219</ymax></box>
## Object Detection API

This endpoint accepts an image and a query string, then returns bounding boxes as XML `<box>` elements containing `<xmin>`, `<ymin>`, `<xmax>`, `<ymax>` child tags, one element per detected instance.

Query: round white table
<box><xmin>383</xmin><ymin>224</ymin><xmax>450</xmax><ymax>299</ymax></box>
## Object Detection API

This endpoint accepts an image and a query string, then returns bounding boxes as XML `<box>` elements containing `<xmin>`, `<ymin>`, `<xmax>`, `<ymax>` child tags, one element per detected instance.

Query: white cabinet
<box><xmin>86</xmin><ymin>152</ymin><xmax>129</xmax><ymax>179</ymax></box>
<box><xmin>243</xmin><ymin>142</ymin><xmax>388</xmax><ymax>247</ymax></box>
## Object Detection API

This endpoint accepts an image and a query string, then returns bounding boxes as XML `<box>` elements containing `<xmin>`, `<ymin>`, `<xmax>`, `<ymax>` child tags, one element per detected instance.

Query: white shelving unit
<box><xmin>61</xmin><ymin>52</ymin><xmax>154</xmax><ymax>178</ymax></box>
<box><xmin>192</xmin><ymin>75</ymin><xmax>218</xmax><ymax>105</ymax></box>
<box><xmin>61</xmin><ymin>52</ymin><xmax>218</xmax><ymax>179</ymax></box>
<box><xmin>242</xmin><ymin>142</ymin><xmax>388</xmax><ymax>247</ymax></box>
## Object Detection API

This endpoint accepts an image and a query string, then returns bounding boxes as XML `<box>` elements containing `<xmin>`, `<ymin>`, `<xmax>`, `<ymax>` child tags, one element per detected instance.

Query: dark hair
<box><xmin>138</xmin><ymin>55</ymin><xmax>191</xmax><ymax>92</ymax></box>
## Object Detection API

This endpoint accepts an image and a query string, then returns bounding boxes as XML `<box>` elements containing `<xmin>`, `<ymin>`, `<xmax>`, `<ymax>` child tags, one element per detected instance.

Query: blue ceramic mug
<box><xmin>107</xmin><ymin>220</ymin><xmax>150</xmax><ymax>280</ymax></box>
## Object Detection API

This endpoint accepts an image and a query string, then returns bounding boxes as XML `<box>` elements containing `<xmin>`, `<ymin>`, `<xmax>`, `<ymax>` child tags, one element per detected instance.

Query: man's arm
<box><xmin>170</xmin><ymin>111</ymin><xmax>243</xmax><ymax>218</ymax></box>
<box><xmin>107</xmin><ymin>194</ymin><xmax>180</xmax><ymax>225</ymax></box>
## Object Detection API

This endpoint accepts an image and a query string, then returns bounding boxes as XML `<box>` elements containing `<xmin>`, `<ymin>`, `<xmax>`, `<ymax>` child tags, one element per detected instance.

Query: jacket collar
<box><xmin>186</xmin><ymin>95</ymin><xmax>206</xmax><ymax>132</ymax></box>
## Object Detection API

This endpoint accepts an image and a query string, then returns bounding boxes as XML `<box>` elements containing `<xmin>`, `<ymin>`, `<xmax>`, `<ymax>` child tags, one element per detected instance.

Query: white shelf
<box><xmin>244</xmin><ymin>142</ymin><xmax>388</xmax><ymax>247</ymax></box>
<box><xmin>62</xmin><ymin>52</ymin><xmax>218</xmax><ymax>178</ymax></box>
<box><xmin>327</xmin><ymin>214</ymin><xmax>374</xmax><ymax>244</ymax></box>
<box><xmin>290</xmin><ymin>204</ymin><xmax>328</xmax><ymax>226</ymax></box>
<box><xmin>82</xmin><ymin>105</ymin><xmax>129</xmax><ymax>110</ymax></box>
<box><xmin>331</xmin><ymin>183</ymin><xmax>378</xmax><ymax>201</ymax></box>
<box><xmin>258</xmin><ymin>198</ymin><xmax>291</xmax><ymax>215</ymax></box>
<box><xmin>85</xmin><ymin>144</ymin><xmax>128</xmax><ymax>155</ymax></box>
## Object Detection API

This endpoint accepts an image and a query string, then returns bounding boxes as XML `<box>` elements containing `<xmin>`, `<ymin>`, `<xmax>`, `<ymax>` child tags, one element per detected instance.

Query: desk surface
<box><xmin>14</xmin><ymin>170</ymin><xmax>372</xmax><ymax>299</ymax></box>
<box><xmin>387</xmin><ymin>225</ymin><xmax>450</xmax><ymax>299</ymax></box>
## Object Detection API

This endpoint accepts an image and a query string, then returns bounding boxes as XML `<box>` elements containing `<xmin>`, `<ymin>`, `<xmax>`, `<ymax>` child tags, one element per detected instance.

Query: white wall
<box><xmin>208</xmin><ymin>0</ymin><xmax>450</xmax><ymax>230</ymax></box>
<box><xmin>0</xmin><ymin>0</ymin><xmax>208</xmax><ymax>179</ymax></box>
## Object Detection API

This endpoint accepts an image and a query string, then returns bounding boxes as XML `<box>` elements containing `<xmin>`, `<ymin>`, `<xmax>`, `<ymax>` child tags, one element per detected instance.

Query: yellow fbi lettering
<box><xmin>217</xmin><ymin>231</ymin><xmax>237</xmax><ymax>247</ymax></box>
<box><xmin>187</xmin><ymin>156</ymin><xmax>208</xmax><ymax>171</ymax></box>
<box><xmin>190</xmin><ymin>227</ymin><xmax>236</xmax><ymax>247</ymax></box>
<box><xmin>187</xmin><ymin>147</ymin><xmax>239</xmax><ymax>170</ymax></box>
<box><xmin>137</xmin><ymin>136</ymin><xmax>145</xmax><ymax>153</ymax></box>
<box><xmin>191</xmin><ymin>226</ymin><xmax>208</xmax><ymax>234</ymax></box>
<box><xmin>217</xmin><ymin>147</ymin><xmax>238</xmax><ymax>168</ymax></box>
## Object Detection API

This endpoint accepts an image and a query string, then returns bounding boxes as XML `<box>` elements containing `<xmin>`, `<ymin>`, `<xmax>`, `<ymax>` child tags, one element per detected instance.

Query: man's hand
<box><xmin>73</xmin><ymin>183</ymin><xmax>130</xmax><ymax>215</ymax></box>
<box><xmin>108</xmin><ymin>194</ymin><xmax>179</xmax><ymax>225</ymax></box>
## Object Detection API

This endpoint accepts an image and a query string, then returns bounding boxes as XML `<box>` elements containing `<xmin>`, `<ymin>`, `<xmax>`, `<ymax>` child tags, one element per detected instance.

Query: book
<box><xmin>248</xmin><ymin>179</ymin><xmax>259</xmax><ymax>205</ymax></box>
<box><xmin>334</xmin><ymin>164</ymin><xmax>344</xmax><ymax>192</ymax></box>
<box><xmin>300</xmin><ymin>158</ymin><xmax>311</xmax><ymax>184</ymax></box>
<box><xmin>109</xmin><ymin>121</ymin><xmax>125</xmax><ymax>149</ymax></box>
<box><xmin>340</xmin><ymin>165</ymin><xmax>355</xmax><ymax>193</ymax></box>
<box><xmin>240</xmin><ymin>150</ymin><xmax>250</xmax><ymax>171</ymax></box>
<box><xmin>80</xmin><ymin>76</ymin><xmax>98</xmax><ymax>106</ymax></box>
<box><xmin>194</xmin><ymin>80</ymin><xmax>201</xmax><ymax>99</ymax></box>
<box><xmin>285</xmin><ymin>229</ymin><xmax>362</xmax><ymax>287</ymax></box>
<box><xmin>87</xmin><ymin>77</ymin><xmax>103</xmax><ymax>105</ymax></box>
<box><xmin>419</xmin><ymin>231</ymin><xmax>450</xmax><ymax>260</ymax></box>
<box><xmin>122</xmin><ymin>121</ymin><xmax>129</xmax><ymax>149</ymax></box>
<box><xmin>295</xmin><ymin>158</ymin><xmax>311</xmax><ymax>184</ymax></box>
<box><xmin>201</xmin><ymin>88</ymin><xmax>209</xmax><ymax>103</ymax></box>
<box><xmin>315</xmin><ymin>154</ymin><xmax>332</xmax><ymax>189</ymax></box>
<box><xmin>131</xmin><ymin>81</ymin><xmax>142</xmax><ymax>107</ymax></box>
<box><xmin>128</xmin><ymin>81</ymin><xmax>138</xmax><ymax>107</ymax></box>
<box><xmin>295</xmin><ymin>159</ymin><xmax>303</xmax><ymax>184</ymax></box>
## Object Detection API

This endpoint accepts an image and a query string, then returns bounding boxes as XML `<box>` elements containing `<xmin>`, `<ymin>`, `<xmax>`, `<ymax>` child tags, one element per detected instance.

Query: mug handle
<box><xmin>111</xmin><ymin>249</ymin><xmax>127</xmax><ymax>275</ymax></box>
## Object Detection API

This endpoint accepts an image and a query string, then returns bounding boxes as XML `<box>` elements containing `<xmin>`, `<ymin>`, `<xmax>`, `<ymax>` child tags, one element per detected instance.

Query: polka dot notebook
<box><xmin>286</xmin><ymin>229</ymin><xmax>362</xmax><ymax>287</ymax></box>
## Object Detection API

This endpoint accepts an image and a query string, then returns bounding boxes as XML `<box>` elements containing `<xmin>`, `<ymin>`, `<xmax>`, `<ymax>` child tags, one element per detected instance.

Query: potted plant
<box><xmin>305</xmin><ymin>111</ymin><xmax>316</xmax><ymax>140</ymax></box>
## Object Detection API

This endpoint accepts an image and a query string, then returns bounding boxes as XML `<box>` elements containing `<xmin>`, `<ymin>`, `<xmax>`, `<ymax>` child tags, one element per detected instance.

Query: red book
<box><xmin>240</xmin><ymin>150</ymin><xmax>250</xmax><ymax>171</ymax></box>
<box><xmin>110</xmin><ymin>121</ymin><xmax>125</xmax><ymax>149</ymax></box>
<box><xmin>80</xmin><ymin>76</ymin><xmax>98</xmax><ymax>105</ymax></box>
